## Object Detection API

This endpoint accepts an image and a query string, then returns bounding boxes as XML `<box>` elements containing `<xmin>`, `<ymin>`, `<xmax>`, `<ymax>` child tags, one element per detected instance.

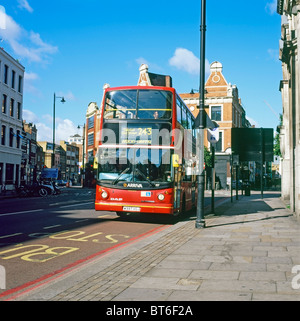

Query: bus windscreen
<box><xmin>97</xmin><ymin>147</ymin><xmax>173</xmax><ymax>189</ymax></box>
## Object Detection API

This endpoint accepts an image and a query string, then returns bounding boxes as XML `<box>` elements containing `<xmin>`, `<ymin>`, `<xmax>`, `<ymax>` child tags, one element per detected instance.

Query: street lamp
<box><xmin>195</xmin><ymin>0</ymin><xmax>207</xmax><ymax>229</ymax></box>
<box><xmin>52</xmin><ymin>93</ymin><xmax>66</xmax><ymax>168</ymax></box>
<box><xmin>77</xmin><ymin>124</ymin><xmax>86</xmax><ymax>187</ymax></box>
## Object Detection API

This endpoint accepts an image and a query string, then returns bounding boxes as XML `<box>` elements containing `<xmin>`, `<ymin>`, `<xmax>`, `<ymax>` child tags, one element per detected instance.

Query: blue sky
<box><xmin>0</xmin><ymin>0</ymin><xmax>282</xmax><ymax>142</ymax></box>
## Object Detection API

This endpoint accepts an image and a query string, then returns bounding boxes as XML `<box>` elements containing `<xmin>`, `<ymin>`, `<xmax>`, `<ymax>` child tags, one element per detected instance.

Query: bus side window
<box><xmin>176</xmin><ymin>98</ymin><xmax>182</xmax><ymax>124</ymax></box>
<box><xmin>182</xmin><ymin>106</ymin><xmax>187</xmax><ymax>129</ymax></box>
<box><xmin>192</xmin><ymin>118</ymin><xmax>196</xmax><ymax>136</ymax></box>
<box><xmin>187</xmin><ymin>113</ymin><xmax>192</xmax><ymax>130</ymax></box>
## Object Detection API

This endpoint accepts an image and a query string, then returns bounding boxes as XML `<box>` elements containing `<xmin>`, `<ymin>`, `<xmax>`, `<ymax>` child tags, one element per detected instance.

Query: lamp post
<box><xmin>77</xmin><ymin>124</ymin><xmax>86</xmax><ymax>187</ymax></box>
<box><xmin>195</xmin><ymin>0</ymin><xmax>207</xmax><ymax>229</ymax></box>
<box><xmin>52</xmin><ymin>93</ymin><xmax>66</xmax><ymax>168</ymax></box>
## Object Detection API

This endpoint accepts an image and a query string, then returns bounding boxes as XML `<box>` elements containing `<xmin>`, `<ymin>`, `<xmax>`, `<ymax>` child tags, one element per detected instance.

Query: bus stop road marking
<box><xmin>1</xmin><ymin>224</ymin><xmax>170</xmax><ymax>301</ymax></box>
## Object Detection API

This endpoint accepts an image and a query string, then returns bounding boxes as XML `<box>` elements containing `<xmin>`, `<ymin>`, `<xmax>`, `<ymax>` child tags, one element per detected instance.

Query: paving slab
<box><xmin>7</xmin><ymin>191</ymin><xmax>300</xmax><ymax>302</ymax></box>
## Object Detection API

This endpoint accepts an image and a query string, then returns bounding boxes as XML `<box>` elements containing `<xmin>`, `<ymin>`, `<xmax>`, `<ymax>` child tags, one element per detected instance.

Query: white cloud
<box><xmin>17</xmin><ymin>0</ymin><xmax>33</xmax><ymax>13</ymax></box>
<box><xmin>169</xmin><ymin>48</ymin><xmax>199</xmax><ymax>74</ymax></box>
<box><xmin>42</xmin><ymin>114</ymin><xmax>52</xmax><ymax>124</ymax></box>
<box><xmin>136</xmin><ymin>57</ymin><xmax>149</xmax><ymax>66</ymax></box>
<box><xmin>169</xmin><ymin>48</ymin><xmax>210</xmax><ymax>75</ymax></box>
<box><xmin>24</xmin><ymin>71</ymin><xmax>42</xmax><ymax>96</ymax></box>
<box><xmin>56</xmin><ymin>119</ymin><xmax>78</xmax><ymax>142</ymax></box>
<box><xmin>135</xmin><ymin>57</ymin><xmax>163</xmax><ymax>72</ymax></box>
<box><xmin>23</xmin><ymin>110</ymin><xmax>77</xmax><ymax>143</ymax></box>
<box><xmin>29</xmin><ymin>31</ymin><xmax>57</xmax><ymax>56</ymax></box>
<box><xmin>246</xmin><ymin>116</ymin><xmax>259</xmax><ymax>128</ymax></box>
<box><xmin>0</xmin><ymin>7</ymin><xmax>6</xmax><ymax>30</ymax></box>
<box><xmin>37</xmin><ymin>119</ymin><xmax>77</xmax><ymax>142</ymax></box>
<box><xmin>265</xmin><ymin>0</ymin><xmax>277</xmax><ymax>15</ymax></box>
<box><xmin>56</xmin><ymin>91</ymin><xmax>76</xmax><ymax>101</ymax></box>
<box><xmin>267</xmin><ymin>48</ymin><xmax>279</xmax><ymax>62</ymax></box>
<box><xmin>25</xmin><ymin>72</ymin><xmax>39</xmax><ymax>81</ymax></box>
<box><xmin>0</xmin><ymin>12</ymin><xmax>58</xmax><ymax>63</ymax></box>
<box><xmin>36</xmin><ymin>122</ymin><xmax>52</xmax><ymax>142</ymax></box>
<box><xmin>0</xmin><ymin>11</ymin><xmax>22</xmax><ymax>39</ymax></box>
<box><xmin>23</xmin><ymin>109</ymin><xmax>39</xmax><ymax>123</ymax></box>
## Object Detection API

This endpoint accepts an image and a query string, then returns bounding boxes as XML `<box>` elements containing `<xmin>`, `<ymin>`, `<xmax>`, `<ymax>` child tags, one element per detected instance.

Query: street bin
<box><xmin>244</xmin><ymin>184</ymin><xmax>251</xmax><ymax>196</ymax></box>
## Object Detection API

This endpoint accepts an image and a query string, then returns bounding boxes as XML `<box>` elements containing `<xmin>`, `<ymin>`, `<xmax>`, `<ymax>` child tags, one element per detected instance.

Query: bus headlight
<box><xmin>157</xmin><ymin>193</ymin><xmax>165</xmax><ymax>201</ymax></box>
<box><xmin>101</xmin><ymin>191</ymin><xmax>108</xmax><ymax>199</ymax></box>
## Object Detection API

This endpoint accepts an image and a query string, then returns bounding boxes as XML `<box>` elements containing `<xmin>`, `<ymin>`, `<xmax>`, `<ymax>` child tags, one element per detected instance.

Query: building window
<box><xmin>87</xmin><ymin>133</ymin><xmax>94</xmax><ymax>146</ymax></box>
<box><xmin>17</xmin><ymin>102</ymin><xmax>21</xmax><ymax>120</ymax></box>
<box><xmin>1</xmin><ymin>125</ymin><xmax>6</xmax><ymax>145</ymax></box>
<box><xmin>10</xmin><ymin>98</ymin><xmax>14</xmax><ymax>117</ymax></box>
<box><xmin>215</xmin><ymin>131</ymin><xmax>223</xmax><ymax>152</ymax></box>
<box><xmin>9</xmin><ymin>128</ymin><xmax>14</xmax><ymax>147</ymax></box>
<box><xmin>0</xmin><ymin>162</ymin><xmax>3</xmax><ymax>184</ymax></box>
<box><xmin>11</xmin><ymin>70</ymin><xmax>15</xmax><ymax>89</ymax></box>
<box><xmin>211</xmin><ymin>106</ymin><xmax>222</xmax><ymax>121</ymax></box>
<box><xmin>2</xmin><ymin>94</ymin><xmax>7</xmax><ymax>114</ymax></box>
<box><xmin>16</xmin><ymin>130</ymin><xmax>20</xmax><ymax>148</ymax></box>
<box><xmin>4</xmin><ymin>64</ymin><xmax>8</xmax><ymax>84</ymax></box>
<box><xmin>87</xmin><ymin>150</ymin><xmax>94</xmax><ymax>162</ymax></box>
<box><xmin>18</xmin><ymin>75</ymin><xmax>22</xmax><ymax>93</ymax></box>
<box><xmin>88</xmin><ymin>116</ymin><xmax>94</xmax><ymax>129</ymax></box>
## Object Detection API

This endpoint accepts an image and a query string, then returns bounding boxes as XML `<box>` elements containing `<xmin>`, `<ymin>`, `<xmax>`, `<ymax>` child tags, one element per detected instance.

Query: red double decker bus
<box><xmin>95</xmin><ymin>85</ymin><xmax>197</xmax><ymax>216</ymax></box>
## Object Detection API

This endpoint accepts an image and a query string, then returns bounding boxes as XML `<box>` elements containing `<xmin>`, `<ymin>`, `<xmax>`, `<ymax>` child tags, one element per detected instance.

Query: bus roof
<box><xmin>104</xmin><ymin>85</ymin><xmax>176</xmax><ymax>93</ymax></box>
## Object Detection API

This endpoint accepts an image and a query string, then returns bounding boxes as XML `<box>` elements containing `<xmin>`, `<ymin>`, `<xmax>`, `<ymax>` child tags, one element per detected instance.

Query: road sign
<box><xmin>41</xmin><ymin>168</ymin><xmax>58</xmax><ymax>179</ymax></box>
<box><xmin>207</xmin><ymin>126</ymin><xmax>219</xmax><ymax>143</ymax></box>
<box><xmin>231</xmin><ymin>128</ymin><xmax>273</xmax><ymax>162</ymax></box>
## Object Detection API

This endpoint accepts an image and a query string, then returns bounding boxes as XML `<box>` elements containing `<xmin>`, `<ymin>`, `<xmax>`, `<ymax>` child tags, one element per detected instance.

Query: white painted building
<box><xmin>277</xmin><ymin>0</ymin><xmax>300</xmax><ymax>219</ymax></box>
<box><xmin>0</xmin><ymin>48</ymin><xmax>25</xmax><ymax>191</ymax></box>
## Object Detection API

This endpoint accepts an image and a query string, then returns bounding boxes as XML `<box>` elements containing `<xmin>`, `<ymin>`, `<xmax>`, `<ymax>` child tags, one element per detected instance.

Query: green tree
<box><xmin>274</xmin><ymin>114</ymin><xmax>282</xmax><ymax>157</ymax></box>
<box><xmin>204</xmin><ymin>146</ymin><xmax>212</xmax><ymax>167</ymax></box>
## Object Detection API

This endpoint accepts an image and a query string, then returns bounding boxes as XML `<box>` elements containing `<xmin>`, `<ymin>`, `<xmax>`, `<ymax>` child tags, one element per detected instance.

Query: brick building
<box><xmin>180</xmin><ymin>61</ymin><xmax>252</xmax><ymax>189</ymax></box>
<box><xmin>59</xmin><ymin>140</ymin><xmax>80</xmax><ymax>183</ymax></box>
<box><xmin>21</xmin><ymin>121</ymin><xmax>37</xmax><ymax>184</ymax></box>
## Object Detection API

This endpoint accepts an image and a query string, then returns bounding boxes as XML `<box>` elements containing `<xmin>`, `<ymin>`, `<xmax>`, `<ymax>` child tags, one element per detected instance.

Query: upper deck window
<box><xmin>103</xmin><ymin>89</ymin><xmax>172</xmax><ymax>120</ymax></box>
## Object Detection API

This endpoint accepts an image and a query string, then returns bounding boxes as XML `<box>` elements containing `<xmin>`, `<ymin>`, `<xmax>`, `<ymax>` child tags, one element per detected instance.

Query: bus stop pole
<box><xmin>195</xmin><ymin>0</ymin><xmax>206</xmax><ymax>229</ymax></box>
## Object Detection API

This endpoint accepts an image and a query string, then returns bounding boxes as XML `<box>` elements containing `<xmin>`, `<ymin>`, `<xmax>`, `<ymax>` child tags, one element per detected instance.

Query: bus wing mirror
<box><xmin>172</xmin><ymin>154</ymin><xmax>179</xmax><ymax>168</ymax></box>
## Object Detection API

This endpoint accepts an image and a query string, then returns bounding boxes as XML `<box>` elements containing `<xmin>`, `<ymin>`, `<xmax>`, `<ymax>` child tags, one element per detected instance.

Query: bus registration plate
<box><xmin>123</xmin><ymin>206</ymin><xmax>141</xmax><ymax>212</ymax></box>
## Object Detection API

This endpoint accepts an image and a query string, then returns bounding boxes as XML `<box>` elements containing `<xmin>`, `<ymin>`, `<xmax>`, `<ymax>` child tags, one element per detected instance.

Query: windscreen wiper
<box><xmin>112</xmin><ymin>167</ymin><xmax>131</xmax><ymax>185</ymax></box>
<box><xmin>134</xmin><ymin>168</ymin><xmax>155</xmax><ymax>187</ymax></box>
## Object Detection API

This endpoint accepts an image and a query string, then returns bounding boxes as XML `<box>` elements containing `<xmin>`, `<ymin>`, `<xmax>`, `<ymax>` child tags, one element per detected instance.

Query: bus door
<box><xmin>172</xmin><ymin>154</ymin><xmax>181</xmax><ymax>214</ymax></box>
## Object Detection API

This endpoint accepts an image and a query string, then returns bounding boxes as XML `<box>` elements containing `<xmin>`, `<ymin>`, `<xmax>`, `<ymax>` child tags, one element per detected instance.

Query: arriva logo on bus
<box><xmin>0</xmin><ymin>265</ymin><xmax>6</xmax><ymax>290</ymax></box>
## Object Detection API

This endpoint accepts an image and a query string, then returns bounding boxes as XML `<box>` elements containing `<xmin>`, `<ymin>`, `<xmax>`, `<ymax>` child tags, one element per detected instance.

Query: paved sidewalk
<box><xmin>11</xmin><ymin>191</ymin><xmax>300</xmax><ymax>301</ymax></box>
